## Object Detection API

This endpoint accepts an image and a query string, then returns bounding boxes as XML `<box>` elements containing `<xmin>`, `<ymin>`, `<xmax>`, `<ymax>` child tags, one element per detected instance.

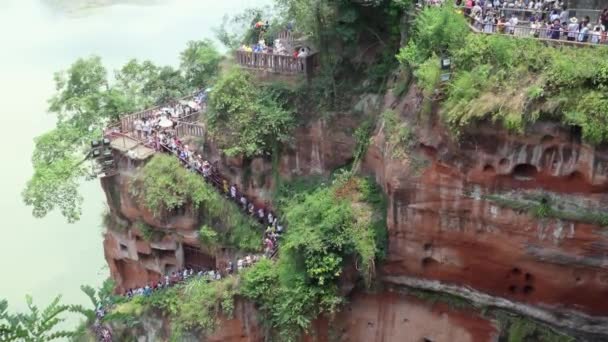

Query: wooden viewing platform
<box><xmin>109</xmin><ymin>134</ymin><xmax>156</xmax><ymax>161</ymax></box>
<box><xmin>234</xmin><ymin>50</ymin><xmax>319</xmax><ymax>78</ymax></box>
<box><xmin>119</xmin><ymin>94</ymin><xmax>203</xmax><ymax>133</ymax></box>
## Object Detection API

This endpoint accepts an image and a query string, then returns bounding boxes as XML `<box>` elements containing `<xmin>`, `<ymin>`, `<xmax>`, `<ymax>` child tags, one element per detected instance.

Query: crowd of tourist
<box><xmin>457</xmin><ymin>0</ymin><xmax>608</xmax><ymax>44</ymax></box>
<box><xmin>238</xmin><ymin>38</ymin><xmax>311</xmax><ymax>59</ymax></box>
<box><xmin>122</xmin><ymin>256</ymin><xmax>261</xmax><ymax>299</ymax></box>
<box><xmin>129</xmin><ymin>90</ymin><xmax>208</xmax><ymax>143</ymax></box>
<box><xmin>157</xmin><ymin>134</ymin><xmax>284</xmax><ymax>258</ymax></box>
<box><xmin>106</xmin><ymin>85</ymin><xmax>287</xmax><ymax>302</ymax></box>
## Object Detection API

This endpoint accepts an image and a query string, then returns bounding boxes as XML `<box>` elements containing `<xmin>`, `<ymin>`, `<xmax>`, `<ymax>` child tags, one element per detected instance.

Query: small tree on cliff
<box><xmin>207</xmin><ymin>68</ymin><xmax>295</xmax><ymax>157</ymax></box>
<box><xmin>180</xmin><ymin>39</ymin><xmax>222</xmax><ymax>89</ymax></box>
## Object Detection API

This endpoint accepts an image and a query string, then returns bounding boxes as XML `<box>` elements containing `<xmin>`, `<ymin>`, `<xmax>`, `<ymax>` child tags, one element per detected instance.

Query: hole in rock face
<box><xmin>541</xmin><ymin>135</ymin><xmax>555</xmax><ymax>143</ymax></box>
<box><xmin>508</xmin><ymin>285</ymin><xmax>517</xmax><ymax>293</ymax></box>
<box><xmin>423</xmin><ymin>243</ymin><xmax>433</xmax><ymax>251</ymax></box>
<box><xmin>575</xmin><ymin>277</ymin><xmax>582</xmax><ymax>283</ymax></box>
<box><xmin>525</xmin><ymin>273</ymin><xmax>534</xmax><ymax>282</ymax></box>
<box><xmin>568</xmin><ymin>171</ymin><xmax>585</xmax><ymax>183</ymax></box>
<box><xmin>421</xmin><ymin>257</ymin><xmax>439</xmax><ymax>267</ymax></box>
<box><xmin>422</xmin><ymin>338</ymin><xmax>434</xmax><ymax>342</ymax></box>
<box><xmin>119</xmin><ymin>243</ymin><xmax>128</xmax><ymax>252</ymax></box>
<box><xmin>511</xmin><ymin>267</ymin><xmax>522</xmax><ymax>275</ymax></box>
<box><xmin>165</xmin><ymin>263</ymin><xmax>177</xmax><ymax>274</ymax></box>
<box><xmin>499</xmin><ymin>158</ymin><xmax>509</xmax><ymax>167</ymax></box>
<box><xmin>523</xmin><ymin>285</ymin><xmax>534</xmax><ymax>294</ymax></box>
<box><xmin>512</xmin><ymin>164</ymin><xmax>538</xmax><ymax>180</ymax></box>
<box><xmin>483</xmin><ymin>164</ymin><xmax>495</xmax><ymax>173</ymax></box>
<box><xmin>570</xmin><ymin>125</ymin><xmax>582</xmax><ymax>144</ymax></box>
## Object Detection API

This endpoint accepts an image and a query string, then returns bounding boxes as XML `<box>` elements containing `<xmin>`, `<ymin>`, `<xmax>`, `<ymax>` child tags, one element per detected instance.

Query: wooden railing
<box><xmin>468</xmin><ymin>18</ymin><xmax>606</xmax><ymax>48</ymax></box>
<box><xmin>119</xmin><ymin>94</ymin><xmax>197</xmax><ymax>133</ymax></box>
<box><xmin>277</xmin><ymin>30</ymin><xmax>295</xmax><ymax>42</ymax></box>
<box><xmin>176</xmin><ymin>122</ymin><xmax>205</xmax><ymax>138</ymax></box>
<box><xmin>234</xmin><ymin>50</ymin><xmax>318</xmax><ymax>77</ymax></box>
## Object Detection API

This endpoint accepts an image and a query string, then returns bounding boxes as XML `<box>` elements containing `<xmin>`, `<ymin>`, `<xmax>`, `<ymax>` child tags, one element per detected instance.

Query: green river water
<box><xmin>0</xmin><ymin>0</ymin><xmax>264</xmax><ymax>328</ymax></box>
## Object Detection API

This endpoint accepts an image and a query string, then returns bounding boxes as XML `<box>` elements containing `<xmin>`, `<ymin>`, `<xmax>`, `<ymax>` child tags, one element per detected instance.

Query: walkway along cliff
<box><xmin>95</xmin><ymin>4</ymin><xmax>608</xmax><ymax>342</ymax></box>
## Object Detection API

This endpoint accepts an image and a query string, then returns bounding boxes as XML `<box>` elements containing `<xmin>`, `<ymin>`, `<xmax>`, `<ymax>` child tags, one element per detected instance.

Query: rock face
<box><xmin>108</xmin><ymin>291</ymin><xmax>498</xmax><ymax>342</ymax></box>
<box><xmin>363</xmin><ymin>85</ymin><xmax>608</xmax><ymax>336</ymax></box>
<box><xmin>101</xmin><ymin>154</ymin><xmax>216</xmax><ymax>294</ymax></box>
<box><xmin>102</xmin><ymin>87</ymin><xmax>608</xmax><ymax>339</ymax></box>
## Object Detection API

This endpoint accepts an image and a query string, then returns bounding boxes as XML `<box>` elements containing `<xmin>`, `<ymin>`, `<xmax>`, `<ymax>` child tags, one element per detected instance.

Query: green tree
<box><xmin>113</xmin><ymin>59</ymin><xmax>161</xmax><ymax>111</ymax></box>
<box><xmin>180</xmin><ymin>40</ymin><xmax>221</xmax><ymax>89</ymax></box>
<box><xmin>23</xmin><ymin>56</ymin><xmax>110</xmax><ymax>223</ymax></box>
<box><xmin>23</xmin><ymin>53</ymin><xmax>194</xmax><ymax>222</ymax></box>
<box><xmin>207</xmin><ymin>68</ymin><xmax>295</xmax><ymax>157</ymax></box>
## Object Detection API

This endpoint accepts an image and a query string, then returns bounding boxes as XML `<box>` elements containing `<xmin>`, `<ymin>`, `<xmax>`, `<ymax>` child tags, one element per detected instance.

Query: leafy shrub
<box><xmin>396</xmin><ymin>4</ymin><xmax>469</xmax><ymax>66</ymax></box>
<box><xmin>382</xmin><ymin>110</ymin><xmax>414</xmax><ymax>159</ymax></box>
<box><xmin>130</xmin><ymin>155</ymin><xmax>212</xmax><ymax>216</ymax></box>
<box><xmin>198</xmin><ymin>225</ymin><xmax>219</xmax><ymax>250</ymax></box>
<box><xmin>238</xmin><ymin>175</ymin><xmax>386</xmax><ymax>340</ymax></box>
<box><xmin>131</xmin><ymin>155</ymin><xmax>261</xmax><ymax>251</ymax></box>
<box><xmin>136</xmin><ymin>277</ymin><xmax>238</xmax><ymax>335</ymax></box>
<box><xmin>207</xmin><ymin>68</ymin><xmax>295</xmax><ymax>157</ymax></box>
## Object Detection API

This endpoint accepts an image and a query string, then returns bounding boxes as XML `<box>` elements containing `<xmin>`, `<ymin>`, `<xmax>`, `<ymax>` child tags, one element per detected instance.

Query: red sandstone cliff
<box><xmin>101</xmin><ymin>85</ymin><xmax>608</xmax><ymax>340</ymax></box>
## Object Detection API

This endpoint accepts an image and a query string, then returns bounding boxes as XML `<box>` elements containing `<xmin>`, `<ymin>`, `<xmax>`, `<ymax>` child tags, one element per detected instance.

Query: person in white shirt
<box><xmin>577</xmin><ymin>24</ymin><xmax>590</xmax><ymax>42</ymax></box>
<box><xmin>559</xmin><ymin>6</ymin><xmax>569</xmax><ymax>25</ymax></box>
<box><xmin>590</xmin><ymin>26</ymin><xmax>601</xmax><ymax>44</ymax></box>
<box><xmin>566</xmin><ymin>17</ymin><xmax>579</xmax><ymax>41</ymax></box>
<box><xmin>506</xmin><ymin>15</ymin><xmax>519</xmax><ymax>34</ymax></box>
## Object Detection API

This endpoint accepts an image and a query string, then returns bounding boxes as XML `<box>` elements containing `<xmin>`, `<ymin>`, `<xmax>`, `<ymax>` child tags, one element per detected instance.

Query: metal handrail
<box><xmin>468</xmin><ymin>16</ymin><xmax>606</xmax><ymax>47</ymax></box>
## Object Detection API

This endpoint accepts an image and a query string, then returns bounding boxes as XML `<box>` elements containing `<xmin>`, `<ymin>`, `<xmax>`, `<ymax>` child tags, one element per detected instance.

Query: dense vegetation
<box><xmin>130</xmin><ymin>155</ymin><xmax>261</xmax><ymax>251</ymax></box>
<box><xmin>239</xmin><ymin>173</ymin><xmax>386</xmax><ymax>341</ymax></box>
<box><xmin>207</xmin><ymin>69</ymin><xmax>296</xmax><ymax>157</ymax></box>
<box><xmin>23</xmin><ymin>40</ymin><xmax>221</xmax><ymax>223</ymax></box>
<box><xmin>398</xmin><ymin>5</ymin><xmax>608</xmax><ymax>143</ymax></box>
<box><xmin>109</xmin><ymin>275</ymin><xmax>238</xmax><ymax>342</ymax></box>
<box><xmin>112</xmin><ymin>173</ymin><xmax>387</xmax><ymax>341</ymax></box>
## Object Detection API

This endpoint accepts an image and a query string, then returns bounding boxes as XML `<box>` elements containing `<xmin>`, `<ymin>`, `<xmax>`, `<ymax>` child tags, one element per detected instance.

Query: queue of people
<box><xmin>128</xmin><ymin>88</ymin><xmax>208</xmax><ymax>142</ymax></box>
<box><xmin>457</xmin><ymin>0</ymin><xmax>608</xmax><ymax>44</ymax></box>
<box><xmin>238</xmin><ymin>38</ymin><xmax>311</xmax><ymax>59</ymax></box>
<box><xmin>122</xmin><ymin>255</ymin><xmax>263</xmax><ymax>300</ymax></box>
<box><xmin>155</xmin><ymin>133</ymin><xmax>284</xmax><ymax>258</ymax></box>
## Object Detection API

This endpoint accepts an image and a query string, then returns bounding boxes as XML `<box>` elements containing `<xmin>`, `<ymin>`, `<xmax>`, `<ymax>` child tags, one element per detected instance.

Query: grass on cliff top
<box><xmin>398</xmin><ymin>5</ymin><xmax>608</xmax><ymax>144</ymax></box>
<box><xmin>130</xmin><ymin>154</ymin><xmax>261</xmax><ymax>252</ymax></box>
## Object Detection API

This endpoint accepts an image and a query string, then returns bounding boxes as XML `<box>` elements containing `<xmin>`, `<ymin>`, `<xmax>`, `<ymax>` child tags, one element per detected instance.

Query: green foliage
<box><xmin>484</xmin><ymin>193</ymin><xmax>608</xmax><ymax>227</ymax></box>
<box><xmin>131</xmin><ymin>155</ymin><xmax>261</xmax><ymax>251</ymax></box>
<box><xmin>130</xmin><ymin>155</ymin><xmax>212</xmax><ymax>216</ymax></box>
<box><xmin>207</xmin><ymin>68</ymin><xmax>295</xmax><ymax>157</ymax></box>
<box><xmin>0</xmin><ymin>295</ymin><xmax>86</xmax><ymax>342</ymax></box>
<box><xmin>240</xmin><ymin>259</ymin><xmax>341</xmax><ymax>342</ymax></box>
<box><xmin>398</xmin><ymin>5</ymin><xmax>608</xmax><ymax>143</ymax></box>
<box><xmin>352</xmin><ymin>119</ymin><xmax>373</xmax><ymax>166</ymax></box>
<box><xmin>564</xmin><ymin>91</ymin><xmax>608</xmax><ymax>145</ymax></box>
<box><xmin>26</xmin><ymin>38</ymin><xmax>222</xmax><ymax>222</ymax></box>
<box><xmin>239</xmin><ymin>175</ymin><xmax>386</xmax><ymax>340</ymax></box>
<box><xmin>134</xmin><ymin>221</ymin><xmax>164</xmax><ymax>242</ymax></box>
<box><xmin>382</xmin><ymin>110</ymin><xmax>414</xmax><ymax>159</ymax></box>
<box><xmin>495</xmin><ymin>312</ymin><xmax>575</xmax><ymax>342</ymax></box>
<box><xmin>396</xmin><ymin>5</ymin><xmax>468</xmax><ymax>66</ymax></box>
<box><xmin>408</xmin><ymin>288</ymin><xmax>472</xmax><ymax>310</ymax></box>
<box><xmin>130</xmin><ymin>276</ymin><xmax>238</xmax><ymax>335</ymax></box>
<box><xmin>198</xmin><ymin>225</ymin><xmax>220</xmax><ymax>250</ymax></box>
<box><xmin>414</xmin><ymin>56</ymin><xmax>441</xmax><ymax>96</ymax></box>
<box><xmin>180</xmin><ymin>40</ymin><xmax>221</xmax><ymax>89</ymax></box>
